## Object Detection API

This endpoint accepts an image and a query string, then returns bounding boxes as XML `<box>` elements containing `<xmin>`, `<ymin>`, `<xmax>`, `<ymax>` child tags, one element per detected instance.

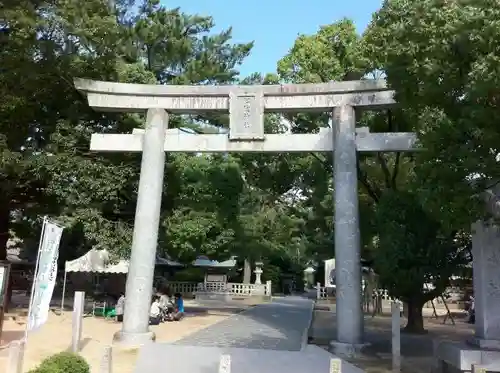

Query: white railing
<box><xmin>315</xmin><ymin>285</ymin><xmax>394</xmax><ymax>301</ymax></box>
<box><xmin>316</xmin><ymin>283</ymin><xmax>328</xmax><ymax>299</ymax></box>
<box><xmin>168</xmin><ymin>281</ymin><xmax>198</xmax><ymax>295</ymax></box>
<box><xmin>315</xmin><ymin>284</ymin><xmax>448</xmax><ymax>312</ymax></box>
<box><xmin>229</xmin><ymin>282</ymin><xmax>267</xmax><ymax>296</ymax></box>
<box><xmin>168</xmin><ymin>280</ymin><xmax>272</xmax><ymax>297</ymax></box>
<box><xmin>200</xmin><ymin>282</ymin><xmax>228</xmax><ymax>292</ymax></box>
<box><xmin>373</xmin><ymin>289</ymin><xmax>391</xmax><ymax>300</ymax></box>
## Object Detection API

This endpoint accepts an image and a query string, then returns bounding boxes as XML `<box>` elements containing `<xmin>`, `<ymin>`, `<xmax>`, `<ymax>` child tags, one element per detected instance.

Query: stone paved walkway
<box><xmin>173</xmin><ymin>297</ymin><xmax>314</xmax><ymax>351</ymax></box>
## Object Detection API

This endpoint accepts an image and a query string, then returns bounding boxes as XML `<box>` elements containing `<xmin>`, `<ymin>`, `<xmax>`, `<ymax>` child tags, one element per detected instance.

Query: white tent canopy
<box><xmin>64</xmin><ymin>249</ymin><xmax>183</xmax><ymax>274</ymax></box>
<box><xmin>103</xmin><ymin>260</ymin><xmax>128</xmax><ymax>274</ymax></box>
<box><xmin>60</xmin><ymin>249</ymin><xmax>183</xmax><ymax>311</ymax></box>
<box><xmin>65</xmin><ymin>249</ymin><xmax>110</xmax><ymax>273</ymax></box>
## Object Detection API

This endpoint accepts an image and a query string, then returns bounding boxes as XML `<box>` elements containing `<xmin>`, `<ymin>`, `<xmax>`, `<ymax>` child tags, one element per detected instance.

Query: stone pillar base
<box><xmin>468</xmin><ymin>337</ymin><xmax>500</xmax><ymax>350</ymax></box>
<box><xmin>329</xmin><ymin>340</ymin><xmax>368</xmax><ymax>358</ymax></box>
<box><xmin>112</xmin><ymin>330</ymin><xmax>156</xmax><ymax>348</ymax></box>
<box><xmin>433</xmin><ymin>339</ymin><xmax>500</xmax><ymax>373</ymax></box>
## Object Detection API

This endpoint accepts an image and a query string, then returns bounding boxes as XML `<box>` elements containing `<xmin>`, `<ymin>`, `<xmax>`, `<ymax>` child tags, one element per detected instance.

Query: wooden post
<box><xmin>72</xmin><ymin>291</ymin><xmax>85</xmax><ymax>352</ymax></box>
<box><xmin>100</xmin><ymin>345</ymin><xmax>113</xmax><ymax>373</ymax></box>
<box><xmin>218</xmin><ymin>354</ymin><xmax>231</xmax><ymax>373</ymax></box>
<box><xmin>7</xmin><ymin>340</ymin><xmax>25</xmax><ymax>373</ymax></box>
<box><xmin>330</xmin><ymin>358</ymin><xmax>342</xmax><ymax>373</ymax></box>
<box><xmin>391</xmin><ymin>301</ymin><xmax>401</xmax><ymax>373</ymax></box>
<box><xmin>0</xmin><ymin>261</ymin><xmax>12</xmax><ymax>341</ymax></box>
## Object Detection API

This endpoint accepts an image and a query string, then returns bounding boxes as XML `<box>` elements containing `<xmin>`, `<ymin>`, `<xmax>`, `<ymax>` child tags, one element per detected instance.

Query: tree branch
<box><xmin>310</xmin><ymin>152</ymin><xmax>382</xmax><ymax>203</ymax></box>
<box><xmin>309</xmin><ymin>152</ymin><xmax>330</xmax><ymax>170</ymax></box>
<box><xmin>391</xmin><ymin>152</ymin><xmax>401</xmax><ymax>189</ymax></box>
<box><xmin>376</xmin><ymin>153</ymin><xmax>393</xmax><ymax>189</ymax></box>
<box><xmin>357</xmin><ymin>158</ymin><xmax>380</xmax><ymax>203</ymax></box>
<box><xmin>387</xmin><ymin>108</ymin><xmax>394</xmax><ymax>131</ymax></box>
<box><xmin>182</xmin><ymin>25</ymin><xmax>194</xmax><ymax>38</ymax></box>
<box><xmin>386</xmin><ymin>108</ymin><xmax>401</xmax><ymax>189</ymax></box>
<box><xmin>422</xmin><ymin>284</ymin><xmax>448</xmax><ymax>303</ymax></box>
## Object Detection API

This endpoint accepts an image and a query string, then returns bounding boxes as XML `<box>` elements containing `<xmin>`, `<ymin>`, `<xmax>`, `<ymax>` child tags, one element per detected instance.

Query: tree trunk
<box><xmin>243</xmin><ymin>258</ymin><xmax>252</xmax><ymax>283</ymax></box>
<box><xmin>0</xmin><ymin>205</ymin><xmax>9</xmax><ymax>261</ymax></box>
<box><xmin>403</xmin><ymin>299</ymin><xmax>426</xmax><ymax>333</ymax></box>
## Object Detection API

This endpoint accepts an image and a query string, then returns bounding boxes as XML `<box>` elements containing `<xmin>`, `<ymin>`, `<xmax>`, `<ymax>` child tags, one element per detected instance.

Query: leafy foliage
<box><xmin>277</xmin><ymin>14</ymin><xmax>475</xmax><ymax>331</ymax></box>
<box><xmin>363</xmin><ymin>0</ymin><xmax>500</xmax><ymax>230</ymax></box>
<box><xmin>0</xmin><ymin>0</ymin><xmax>253</xmax><ymax>262</ymax></box>
<box><xmin>30</xmin><ymin>352</ymin><xmax>90</xmax><ymax>373</ymax></box>
<box><xmin>374</xmin><ymin>192</ymin><xmax>467</xmax><ymax>304</ymax></box>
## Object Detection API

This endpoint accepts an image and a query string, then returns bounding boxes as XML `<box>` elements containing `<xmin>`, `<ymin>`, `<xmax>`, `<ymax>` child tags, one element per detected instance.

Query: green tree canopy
<box><xmin>0</xmin><ymin>0</ymin><xmax>252</xmax><ymax>261</ymax></box>
<box><xmin>363</xmin><ymin>0</ymin><xmax>500</xmax><ymax>230</ymax></box>
<box><xmin>374</xmin><ymin>191</ymin><xmax>468</xmax><ymax>332</ymax></box>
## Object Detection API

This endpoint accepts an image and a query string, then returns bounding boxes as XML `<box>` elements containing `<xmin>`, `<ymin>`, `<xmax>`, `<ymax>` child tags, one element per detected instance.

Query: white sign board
<box><xmin>324</xmin><ymin>258</ymin><xmax>336</xmax><ymax>288</ymax></box>
<box><xmin>206</xmin><ymin>274</ymin><xmax>226</xmax><ymax>283</ymax></box>
<box><xmin>27</xmin><ymin>220</ymin><xmax>64</xmax><ymax>331</ymax></box>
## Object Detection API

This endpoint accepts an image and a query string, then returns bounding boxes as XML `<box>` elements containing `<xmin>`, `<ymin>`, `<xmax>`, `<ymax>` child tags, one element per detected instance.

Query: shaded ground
<box><xmin>174</xmin><ymin>297</ymin><xmax>313</xmax><ymax>351</ymax></box>
<box><xmin>309</xmin><ymin>304</ymin><xmax>473</xmax><ymax>373</ymax></box>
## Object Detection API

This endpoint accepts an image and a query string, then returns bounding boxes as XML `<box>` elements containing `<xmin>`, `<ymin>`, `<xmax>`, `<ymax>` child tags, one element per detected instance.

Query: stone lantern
<box><xmin>304</xmin><ymin>266</ymin><xmax>316</xmax><ymax>289</ymax></box>
<box><xmin>254</xmin><ymin>261</ymin><xmax>263</xmax><ymax>285</ymax></box>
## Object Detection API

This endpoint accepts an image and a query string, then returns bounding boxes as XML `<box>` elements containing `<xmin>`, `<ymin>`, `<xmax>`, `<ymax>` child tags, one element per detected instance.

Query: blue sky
<box><xmin>163</xmin><ymin>0</ymin><xmax>383</xmax><ymax>78</ymax></box>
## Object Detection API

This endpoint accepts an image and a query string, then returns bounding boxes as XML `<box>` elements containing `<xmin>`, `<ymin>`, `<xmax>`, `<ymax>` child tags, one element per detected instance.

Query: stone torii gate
<box><xmin>74</xmin><ymin>78</ymin><xmax>417</xmax><ymax>352</ymax></box>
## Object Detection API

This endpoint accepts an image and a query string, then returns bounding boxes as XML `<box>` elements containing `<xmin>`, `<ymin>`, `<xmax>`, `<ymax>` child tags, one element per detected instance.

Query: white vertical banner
<box><xmin>324</xmin><ymin>258</ymin><xmax>336</xmax><ymax>288</ymax></box>
<box><xmin>27</xmin><ymin>218</ymin><xmax>64</xmax><ymax>332</ymax></box>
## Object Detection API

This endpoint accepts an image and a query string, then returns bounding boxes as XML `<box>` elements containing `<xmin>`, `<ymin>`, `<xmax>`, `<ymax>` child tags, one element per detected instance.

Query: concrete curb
<box><xmin>300</xmin><ymin>299</ymin><xmax>316</xmax><ymax>351</ymax></box>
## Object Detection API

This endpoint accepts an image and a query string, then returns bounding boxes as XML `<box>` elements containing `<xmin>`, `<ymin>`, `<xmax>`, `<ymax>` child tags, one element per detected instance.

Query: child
<box><xmin>158</xmin><ymin>287</ymin><xmax>173</xmax><ymax>322</ymax></box>
<box><xmin>115</xmin><ymin>292</ymin><xmax>125</xmax><ymax>322</ymax></box>
<box><xmin>149</xmin><ymin>295</ymin><xmax>162</xmax><ymax>325</ymax></box>
<box><xmin>172</xmin><ymin>292</ymin><xmax>185</xmax><ymax>321</ymax></box>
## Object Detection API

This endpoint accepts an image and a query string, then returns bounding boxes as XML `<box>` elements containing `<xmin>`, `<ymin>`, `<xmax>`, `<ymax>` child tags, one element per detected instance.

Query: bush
<box><xmin>29</xmin><ymin>352</ymin><xmax>90</xmax><ymax>373</ymax></box>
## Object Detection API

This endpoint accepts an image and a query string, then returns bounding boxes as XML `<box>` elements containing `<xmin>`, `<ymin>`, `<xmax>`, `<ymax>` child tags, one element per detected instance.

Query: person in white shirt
<box><xmin>158</xmin><ymin>288</ymin><xmax>173</xmax><ymax>321</ymax></box>
<box><xmin>115</xmin><ymin>292</ymin><xmax>125</xmax><ymax>322</ymax></box>
<box><xmin>149</xmin><ymin>295</ymin><xmax>162</xmax><ymax>325</ymax></box>
<box><xmin>158</xmin><ymin>288</ymin><xmax>172</xmax><ymax>309</ymax></box>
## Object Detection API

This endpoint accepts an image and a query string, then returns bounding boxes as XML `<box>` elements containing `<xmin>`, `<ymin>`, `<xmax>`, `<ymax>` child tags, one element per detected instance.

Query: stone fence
<box><xmin>315</xmin><ymin>284</ymin><xmax>466</xmax><ymax>310</ymax></box>
<box><xmin>169</xmin><ymin>281</ymin><xmax>272</xmax><ymax>298</ymax></box>
<box><xmin>316</xmin><ymin>285</ymin><xmax>427</xmax><ymax>301</ymax></box>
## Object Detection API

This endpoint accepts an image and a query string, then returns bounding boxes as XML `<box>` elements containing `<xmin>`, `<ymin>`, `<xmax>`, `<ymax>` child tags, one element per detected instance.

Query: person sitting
<box><xmin>158</xmin><ymin>287</ymin><xmax>173</xmax><ymax>322</ymax></box>
<box><xmin>158</xmin><ymin>287</ymin><xmax>172</xmax><ymax>307</ymax></box>
<box><xmin>115</xmin><ymin>292</ymin><xmax>125</xmax><ymax>322</ymax></box>
<box><xmin>170</xmin><ymin>292</ymin><xmax>185</xmax><ymax>321</ymax></box>
<box><xmin>149</xmin><ymin>295</ymin><xmax>162</xmax><ymax>325</ymax></box>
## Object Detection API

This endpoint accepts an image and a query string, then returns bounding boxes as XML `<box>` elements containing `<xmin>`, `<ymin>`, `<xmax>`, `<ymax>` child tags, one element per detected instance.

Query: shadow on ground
<box><xmin>0</xmin><ymin>330</ymin><xmax>24</xmax><ymax>349</ymax></box>
<box><xmin>184</xmin><ymin>305</ymin><xmax>246</xmax><ymax>316</ymax></box>
<box><xmin>308</xmin><ymin>308</ymin><xmax>474</xmax><ymax>373</ymax></box>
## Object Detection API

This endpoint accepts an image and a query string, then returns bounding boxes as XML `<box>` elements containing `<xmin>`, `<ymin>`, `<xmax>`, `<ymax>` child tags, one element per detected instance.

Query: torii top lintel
<box><xmin>75</xmin><ymin>78</ymin><xmax>414</xmax><ymax>150</ymax></box>
<box><xmin>74</xmin><ymin>78</ymin><xmax>396</xmax><ymax>113</ymax></box>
